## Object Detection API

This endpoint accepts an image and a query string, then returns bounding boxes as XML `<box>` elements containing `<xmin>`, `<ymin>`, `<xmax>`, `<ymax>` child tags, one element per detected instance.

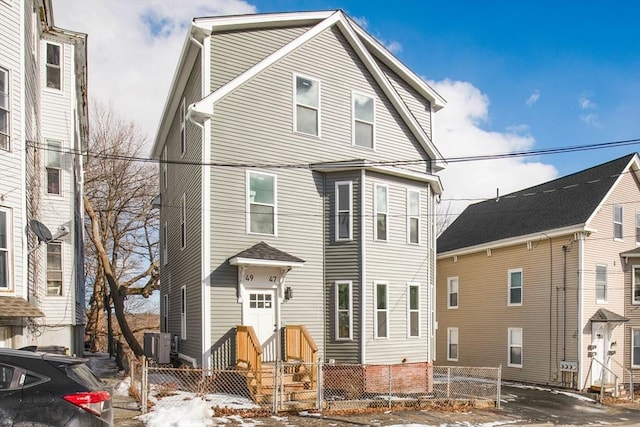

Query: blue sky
<box><xmin>53</xmin><ymin>0</ymin><xmax>639</xmax><ymax>212</ymax></box>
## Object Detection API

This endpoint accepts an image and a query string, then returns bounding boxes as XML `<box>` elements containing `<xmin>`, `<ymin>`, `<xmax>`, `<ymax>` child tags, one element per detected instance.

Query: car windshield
<box><xmin>65</xmin><ymin>363</ymin><xmax>104</xmax><ymax>390</ymax></box>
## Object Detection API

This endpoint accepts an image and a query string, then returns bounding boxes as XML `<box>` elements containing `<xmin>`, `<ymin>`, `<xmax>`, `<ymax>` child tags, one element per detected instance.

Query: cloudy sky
<box><xmin>52</xmin><ymin>0</ymin><xmax>640</xmax><ymax>217</ymax></box>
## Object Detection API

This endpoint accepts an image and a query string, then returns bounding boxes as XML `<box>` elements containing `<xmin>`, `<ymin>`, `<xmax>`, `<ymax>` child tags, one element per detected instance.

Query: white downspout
<box><xmin>360</xmin><ymin>169</ymin><xmax>366</xmax><ymax>363</ymax></box>
<box><xmin>577</xmin><ymin>232</ymin><xmax>585</xmax><ymax>389</ymax></box>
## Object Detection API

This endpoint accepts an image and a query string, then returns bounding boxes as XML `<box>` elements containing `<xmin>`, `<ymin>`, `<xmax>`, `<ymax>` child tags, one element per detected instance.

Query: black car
<box><xmin>0</xmin><ymin>347</ymin><xmax>113</xmax><ymax>426</ymax></box>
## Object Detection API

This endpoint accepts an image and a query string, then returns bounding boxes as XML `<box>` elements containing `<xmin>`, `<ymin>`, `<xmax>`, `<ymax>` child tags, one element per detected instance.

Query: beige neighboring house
<box><xmin>436</xmin><ymin>153</ymin><xmax>640</xmax><ymax>391</ymax></box>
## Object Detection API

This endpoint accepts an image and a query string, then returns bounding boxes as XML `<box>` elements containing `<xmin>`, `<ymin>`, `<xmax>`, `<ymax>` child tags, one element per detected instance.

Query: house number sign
<box><xmin>241</xmin><ymin>266</ymin><xmax>282</xmax><ymax>287</ymax></box>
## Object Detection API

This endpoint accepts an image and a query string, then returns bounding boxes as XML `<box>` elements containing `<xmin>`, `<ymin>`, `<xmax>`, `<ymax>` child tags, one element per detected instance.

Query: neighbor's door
<box><xmin>591</xmin><ymin>322</ymin><xmax>608</xmax><ymax>384</ymax></box>
<box><xmin>0</xmin><ymin>327</ymin><xmax>9</xmax><ymax>348</ymax></box>
<box><xmin>244</xmin><ymin>290</ymin><xmax>277</xmax><ymax>362</ymax></box>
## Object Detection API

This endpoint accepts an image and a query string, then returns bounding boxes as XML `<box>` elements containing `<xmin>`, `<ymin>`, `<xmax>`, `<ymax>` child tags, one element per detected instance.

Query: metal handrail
<box><xmin>591</xmin><ymin>357</ymin><xmax>619</xmax><ymax>400</ymax></box>
<box><xmin>611</xmin><ymin>357</ymin><xmax>634</xmax><ymax>401</ymax></box>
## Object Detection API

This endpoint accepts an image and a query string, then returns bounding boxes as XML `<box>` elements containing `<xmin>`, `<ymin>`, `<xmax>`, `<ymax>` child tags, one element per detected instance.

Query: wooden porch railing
<box><xmin>284</xmin><ymin>325</ymin><xmax>318</xmax><ymax>388</ymax></box>
<box><xmin>236</xmin><ymin>325</ymin><xmax>263</xmax><ymax>396</ymax></box>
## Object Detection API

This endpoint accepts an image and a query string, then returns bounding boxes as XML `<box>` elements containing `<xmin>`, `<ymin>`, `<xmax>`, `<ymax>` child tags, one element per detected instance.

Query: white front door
<box><xmin>0</xmin><ymin>327</ymin><xmax>9</xmax><ymax>348</ymax></box>
<box><xmin>591</xmin><ymin>323</ymin><xmax>609</xmax><ymax>384</ymax></box>
<box><xmin>244</xmin><ymin>290</ymin><xmax>277</xmax><ymax>362</ymax></box>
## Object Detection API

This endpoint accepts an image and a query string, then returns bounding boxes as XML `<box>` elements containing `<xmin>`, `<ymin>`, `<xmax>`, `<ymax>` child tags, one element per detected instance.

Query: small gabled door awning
<box><xmin>590</xmin><ymin>308</ymin><xmax>629</xmax><ymax>323</ymax></box>
<box><xmin>0</xmin><ymin>297</ymin><xmax>44</xmax><ymax>318</ymax></box>
<box><xmin>228</xmin><ymin>241</ymin><xmax>305</xmax><ymax>268</ymax></box>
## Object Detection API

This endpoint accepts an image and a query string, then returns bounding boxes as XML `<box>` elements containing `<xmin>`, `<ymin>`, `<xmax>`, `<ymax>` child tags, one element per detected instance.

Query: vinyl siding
<box><xmin>436</xmin><ymin>236</ymin><xmax>580</xmax><ymax>386</ymax></box>
<box><xmin>364</xmin><ymin>171</ymin><xmax>432</xmax><ymax>364</ymax></box>
<box><xmin>160</xmin><ymin>53</ymin><xmax>204</xmax><ymax>364</ymax></box>
<box><xmin>210</xmin><ymin>26</ymin><xmax>311</xmax><ymax>92</ymax></box>
<box><xmin>324</xmin><ymin>171</ymin><xmax>361</xmax><ymax>363</ymax></box>
<box><xmin>582</xmin><ymin>168</ymin><xmax>640</xmax><ymax>384</ymax></box>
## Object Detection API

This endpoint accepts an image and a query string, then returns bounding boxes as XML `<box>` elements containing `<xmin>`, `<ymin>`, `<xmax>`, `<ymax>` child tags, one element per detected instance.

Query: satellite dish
<box><xmin>29</xmin><ymin>220</ymin><xmax>53</xmax><ymax>244</ymax></box>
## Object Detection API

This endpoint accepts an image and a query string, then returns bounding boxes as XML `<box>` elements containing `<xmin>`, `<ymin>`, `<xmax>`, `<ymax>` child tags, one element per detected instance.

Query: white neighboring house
<box><xmin>0</xmin><ymin>0</ymin><xmax>88</xmax><ymax>355</ymax></box>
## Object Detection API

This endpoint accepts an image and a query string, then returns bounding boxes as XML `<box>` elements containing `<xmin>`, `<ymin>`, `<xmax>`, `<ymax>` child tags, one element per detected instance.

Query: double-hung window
<box><xmin>162</xmin><ymin>146</ymin><xmax>168</xmax><ymax>190</ymax></box>
<box><xmin>596</xmin><ymin>264</ymin><xmax>607</xmax><ymax>303</ymax></box>
<box><xmin>46</xmin><ymin>242</ymin><xmax>62</xmax><ymax>296</ymax></box>
<box><xmin>633</xmin><ymin>266</ymin><xmax>640</xmax><ymax>305</ymax></box>
<box><xmin>508</xmin><ymin>327</ymin><xmax>523</xmax><ymax>367</ymax></box>
<box><xmin>247</xmin><ymin>171</ymin><xmax>276</xmax><ymax>235</ymax></box>
<box><xmin>180</xmin><ymin>286</ymin><xmax>186</xmax><ymax>340</ymax></box>
<box><xmin>163</xmin><ymin>295</ymin><xmax>169</xmax><ymax>332</ymax></box>
<box><xmin>633</xmin><ymin>329</ymin><xmax>640</xmax><ymax>368</ymax></box>
<box><xmin>508</xmin><ymin>268</ymin><xmax>522</xmax><ymax>306</ymax></box>
<box><xmin>636</xmin><ymin>212</ymin><xmax>640</xmax><ymax>245</ymax></box>
<box><xmin>162</xmin><ymin>221</ymin><xmax>168</xmax><ymax>265</ymax></box>
<box><xmin>335</xmin><ymin>181</ymin><xmax>352</xmax><ymax>241</ymax></box>
<box><xmin>374</xmin><ymin>281</ymin><xmax>388</xmax><ymax>338</ymax></box>
<box><xmin>335</xmin><ymin>281</ymin><xmax>352</xmax><ymax>340</ymax></box>
<box><xmin>407</xmin><ymin>189</ymin><xmax>420</xmax><ymax>244</ymax></box>
<box><xmin>46</xmin><ymin>140</ymin><xmax>62</xmax><ymax>195</ymax></box>
<box><xmin>374</xmin><ymin>184</ymin><xmax>388</xmax><ymax>241</ymax></box>
<box><xmin>0</xmin><ymin>68</ymin><xmax>9</xmax><ymax>151</ymax></box>
<box><xmin>294</xmin><ymin>75</ymin><xmax>320</xmax><ymax>136</ymax></box>
<box><xmin>447</xmin><ymin>327</ymin><xmax>458</xmax><ymax>361</ymax></box>
<box><xmin>447</xmin><ymin>277</ymin><xmax>459</xmax><ymax>309</ymax></box>
<box><xmin>180</xmin><ymin>194</ymin><xmax>186</xmax><ymax>249</ymax></box>
<box><xmin>408</xmin><ymin>283</ymin><xmax>420</xmax><ymax>337</ymax></box>
<box><xmin>0</xmin><ymin>209</ymin><xmax>9</xmax><ymax>290</ymax></box>
<box><xmin>180</xmin><ymin>98</ymin><xmax>186</xmax><ymax>156</ymax></box>
<box><xmin>45</xmin><ymin>42</ymin><xmax>61</xmax><ymax>90</ymax></box>
<box><xmin>614</xmin><ymin>205</ymin><xmax>623</xmax><ymax>240</ymax></box>
<box><xmin>352</xmin><ymin>92</ymin><xmax>374</xmax><ymax>148</ymax></box>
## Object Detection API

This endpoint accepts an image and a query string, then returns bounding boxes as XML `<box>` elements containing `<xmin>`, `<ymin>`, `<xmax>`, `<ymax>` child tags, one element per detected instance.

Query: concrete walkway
<box><xmin>85</xmin><ymin>352</ymin><xmax>144</xmax><ymax>427</ymax></box>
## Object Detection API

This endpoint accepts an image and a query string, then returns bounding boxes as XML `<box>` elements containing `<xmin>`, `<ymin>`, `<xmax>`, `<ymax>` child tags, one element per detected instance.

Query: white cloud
<box><xmin>52</xmin><ymin>0</ymin><xmax>256</xmax><ymax>149</ymax></box>
<box><xmin>579</xmin><ymin>92</ymin><xmax>596</xmax><ymax>109</ymax></box>
<box><xmin>525</xmin><ymin>90</ymin><xmax>540</xmax><ymax>106</ymax></box>
<box><xmin>428</xmin><ymin>79</ymin><xmax>558</xmax><ymax>218</ymax></box>
<box><xmin>383</xmin><ymin>40</ymin><xmax>402</xmax><ymax>54</ymax></box>
<box><xmin>580</xmin><ymin>112</ymin><xmax>600</xmax><ymax>126</ymax></box>
<box><xmin>352</xmin><ymin>16</ymin><xmax>368</xmax><ymax>28</ymax></box>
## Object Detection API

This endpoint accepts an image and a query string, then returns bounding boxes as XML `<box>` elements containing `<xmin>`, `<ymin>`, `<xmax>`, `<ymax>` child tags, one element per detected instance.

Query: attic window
<box><xmin>45</xmin><ymin>42</ymin><xmax>61</xmax><ymax>90</ymax></box>
<box><xmin>353</xmin><ymin>92</ymin><xmax>375</xmax><ymax>149</ymax></box>
<box><xmin>294</xmin><ymin>75</ymin><xmax>319</xmax><ymax>136</ymax></box>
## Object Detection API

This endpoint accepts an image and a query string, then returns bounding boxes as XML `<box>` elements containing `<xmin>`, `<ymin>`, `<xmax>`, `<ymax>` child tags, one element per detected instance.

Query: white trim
<box><xmin>373</xmin><ymin>281</ymin><xmax>389</xmax><ymax>339</ymax></box>
<box><xmin>351</xmin><ymin>91</ymin><xmax>375</xmax><ymax>149</ymax></box>
<box><xmin>447</xmin><ymin>276</ymin><xmax>459</xmax><ymax>309</ymax></box>
<box><xmin>193</xmin><ymin>11</ymin><xmax>336</xmax><ymax>32</ymax></box>
<box><xmin>293</xmin><ymin>73</ymin><xmax>321</xmax><ymax>137</ymax></box>
<box><xmin>162</xmin><ymin>221</ymin><xmax>168</xmax><ymax>265</ymax></box>
<box><xmin>335</xmin><ymin>281</ymin><xmax>353</xmax><ymax>341</ymax></box>
<box><xmin>508</xmin><ymin>327</ymin><xmax>523</xmax><ymax>368</ymax></box>
<box><xmin>406</xmin><ymin>188</ymin><xmax>420</xmax><ymax>245</ymax></box>
<box><xmin>633</xmin><ymin>265</ymin><xmax>640</xmax><ymax>305</ymax></box>
<box><xmin>45</xmin><ymin>241</ymin><xmax>64</xmax><ymax>297</ymax></box>
<box><xmin>447</xmin><ymin>327</ymin><xmax>458</xmax><ymax>361</ymax></box>
<box><xmin>44</xmin><ymin>41</ymin><xmax>63</xmax><ymax>91</ymax></box>
<box><xmin>180</xmin><ymin>285</ymin><xmax>187</xmax><ymax>340</ymax></box>
<box><xmin>595</xmin><ymin>263</ymin><xmax>608</xmax><ymax>304</ymax></box>
<box><xmin>632</xmin><ymin>328</ymin><xmax>640</xmax><ymax>368</ymax></box>
<box><xmin>577</xmin><ymin>232</ymin><xmax>586</xmax><ymax>389</ymax></box>
<box><xmin>407</xmin><ymin>282</ymin><xmax>420</xmax><ymax>338</ymax></box>
<box><xmin>335</xmin><ymin>181</ymin><xmax>353</xmax><ymax>241</ymax></box>
<box><xmin>180</xmin><ymin>97</ymin><xmax>186</xmax><ymax>157</ymax></box>
<box><xmin>45</xmin><ymin>139</ymin><xmax>63</xmax><ymax>195</ymax></box>
<box><xmin>229</xmin><ymin>257</ymin><xmax>304</xmax><ymax>269</ymax></box>
<box><xmin>374</xmin><ymin>183</ymin><xmax>388</xmax><ymax>242</ymax></box>
<box><xmin>0</xmin><ymin>208</ymin><xmax>10</xmax><ymax>290</ymax></box>
<box><xmin>246</xmin><ymin>170</ymin><xmax>277</xmax><ymax>236</ymax></box>
<box><xmin>180</xmin><ymin>193</ymin><xmax>187</xmax><ymax>249</ymax></box>
<box><xmin>508</xmin><ymin>268</ymin><xmax>523</xmax><ymax>306</ymax></box>
<box><xmin>0</xmin><ymin>67</ymin><xmax>9</xmax><ymax>151</ymax></box>
<box><xmin>360</xmin><ymin>169</ymin><xmax>366</xmax><ymax>363</ymax></box>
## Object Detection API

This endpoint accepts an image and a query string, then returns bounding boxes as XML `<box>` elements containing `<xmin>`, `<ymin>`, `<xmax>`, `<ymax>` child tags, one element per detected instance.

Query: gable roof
<box><xmin>437</xmin><ymin>153</ymin><xmax>640</xmax><ymax>255</ymax></box>
<box><xmin>228</xmin><ymin>241</ymin><xmax>305</xmax><ymax>268</ymax></box>
<box><xmin>152</xmin><ymin>10</ymin><xmax>446</xmax><ymax>170</ymax></box>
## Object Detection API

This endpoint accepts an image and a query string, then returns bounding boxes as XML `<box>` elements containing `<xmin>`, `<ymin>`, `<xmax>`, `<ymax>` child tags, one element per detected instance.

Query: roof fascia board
<box><xmin>437</xmin><ymin>225</ymin><xmax>595</xmax><ymax>259</ymax></box>
<box><xmin>333</xmin><ymin>17</ymin><xmax>446</xmax><ymax>168</ymax></box>
<box><xmin>193</xmin><ymin>11</ymin><xmax>335</xmax><ymax>32</ymax></box>
<box><xmin>152</xmin><ymin>24</ymin><xmax>205</xmax><ymax>157</ymax></box>
<box><xmin>190</xmin><ymin>12</ymin><xmax>342</xmax><ymax>118</ymax></box>
<box><xmin>228</xmin><ymin>257</ymin><xmax>305</xmax><ymax>268</ymax></box>
<box><xmin>348</xmin><ymin>21</ymin><xmax>446</xmax><ymax>111</ymax></box>
<box><xmin>584</xmin><ymin>154</ymin><xmax>640</xmax><ymax>226</ymax></box>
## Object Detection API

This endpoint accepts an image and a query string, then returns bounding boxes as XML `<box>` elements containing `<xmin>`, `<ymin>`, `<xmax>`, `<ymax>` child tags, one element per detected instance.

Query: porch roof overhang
<box><xmin>0</xmin><ymin>297</ymin><xmax>44</xmax><ymax>318</ymax></box>
<box><xmin>589</xmin><ymin>308</ymin><xmax>629</xmax><ymax>323</ymax></box>
<box><xmin>620</xmin><ymin>247</ymin><xmax>640</xmax><ymax>264</ymax></box>
<box><xmin>228</xmin><ymin>241</ymin><xmax>305</xmax><ymax>268</ymax></box>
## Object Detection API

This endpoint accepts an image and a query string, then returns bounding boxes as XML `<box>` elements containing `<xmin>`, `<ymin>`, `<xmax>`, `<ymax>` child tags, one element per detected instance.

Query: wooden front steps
<box><xmin>589</xmin><ymin>383</ymin><xmax>628</xmax><ymax>398</ymax></box>
<box><xmin>245</xmin><ymin>362</ymin><xmax>317</xmax><ymax>409</ymax></box>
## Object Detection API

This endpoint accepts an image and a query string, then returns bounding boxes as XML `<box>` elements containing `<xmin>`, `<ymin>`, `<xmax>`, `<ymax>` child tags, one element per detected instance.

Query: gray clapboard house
<box><xmin>152</xmin><ymin>10</ymin><xmax>445</xmax><ymax>384</ymax></box>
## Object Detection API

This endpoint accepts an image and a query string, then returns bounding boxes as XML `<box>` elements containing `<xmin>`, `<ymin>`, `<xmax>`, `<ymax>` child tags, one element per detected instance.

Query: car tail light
<box><xmin>63</xmin><ymin>390</ymin><xmax>111</xmax><ymax>416</ymax></box>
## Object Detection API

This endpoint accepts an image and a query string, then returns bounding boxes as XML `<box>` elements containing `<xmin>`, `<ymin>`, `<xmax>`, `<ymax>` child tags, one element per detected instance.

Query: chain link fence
<box><xmin>129</xmin><ymin>358</ymin><xmax>500</xmax><ymax>416</ymax></box>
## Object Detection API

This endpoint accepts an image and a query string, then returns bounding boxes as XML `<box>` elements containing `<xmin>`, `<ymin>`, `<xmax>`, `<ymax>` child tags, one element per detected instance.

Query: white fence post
<box><xmin>317</xmin><ymin>358</ymin><xmax>323</xmax><ymax>411</ymax></box>
<box><xmin>141</xmin><ymin>357</ymin><xmax>148</xmax><ymax>414</ymax></box>
<box><xmin>496</xmin><ymin>364</ymin><xmax>502</xmax><ymax>409</ymax></box>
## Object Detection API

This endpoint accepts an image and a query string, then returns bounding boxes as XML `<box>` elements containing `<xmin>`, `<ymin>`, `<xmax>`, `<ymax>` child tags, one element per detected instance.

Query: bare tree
<box><xmin>84</xmin><ymin>103</ymin><xmax>159</xmax><ymax>357</ymax></box>
<box><xmin>436</xmin><ymin>199</ymin><xmax>455</xmax><ymax>237</ymax></box>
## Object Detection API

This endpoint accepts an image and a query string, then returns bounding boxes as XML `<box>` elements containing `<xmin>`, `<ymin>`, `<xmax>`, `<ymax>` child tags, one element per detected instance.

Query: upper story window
<box><xmin>447</xmin><ymin>327</ymin><xmax>458</xmax><ymax>361</ymax></box>
<box><xmin>352</xmin><ymin>92</ymin><xmax>375</xmax><ymax>149</ymax></box>
<box><xmin>596</xmin><ymin>264</ymin><xmax>607</xmax><ymax>303</ymax></box>
<box><xmin>408</xmin><ymin>283</ymin><xmax>420</xmax><ymax>337</ymax></box>
<box><xmin>0</xmin><ymin>68</ymin><xmax>9</xmax><ymax>151</ymax></box>
<box><xmin>0</xmin><ymin>209</ymin><xmax>10</xmax><ymax>290</ymax></box>
<box><xmin>374</xmin><ymin>281</ymin><xmax>388</xmax><ymax>339</ymax></box>
<box><xmin>633</xmin><ymin>266</ymin><xmax>640</xmax><ymax>305</ymax></box>
<box><xmin>46</xmin><ymin>241</ymin><xmax>62</xmax><ymax>296</ymax></box>
<box><xmin>180</xmin><ymin>286</ymin><xmax>187</xmax><ymax>340</ymax></box>
<box><xmin>247</xmin><ymin>171</ymin><xmax>276</xmax><ymax>236</ymax></box>
<box><xmin>374</xmin><ymin>184</ymin><xmax>388</xmax><ymax>241</ymax></box>
<box><xmin>179</xmin><ymin>98</ymin><xmax>186</xmax><ymax>156</ymax></box>
<box><xmin>508</xmin><ymin>327</ymin><xmax>523</xmax><ymax>367</ymax></box>
<box><xmin>407</xmin><ymin>189</ymin><xmax>420</xmax><ymax>244</ymax></box>
<box><xmin>162</xmin><ymin>221</ymin><xmax>168</xmax><ymax>265</ymax></box>
<box><xmin>162</xmin><ymin>146</ymin><xmax>168</xmax><ymax>190</ymax></box>
<box><xmin>447</xmin><ymin>276</ymin><xmax>459</xmax><ymax>309</ymax></box>
<box><xmin>180</xmin><ymin>194</ymin><xmax>187</xmax><ymax>249</ymax></box>
<box><xmin>508</xmin><ymin>268</ymin><xmax>522</xmax><ymax>306</ymax></box>
<box><xmin>335</xmin><ymin>181</ymin><xmax>352</xmax><ymax>241</ymax></box>
<box><xmin>294</xmin><ymin>75</ymin><xmax>320</xmax><ymax>136</ymax></box>
<box><xmin>335</xmin><ymin>281</ymin><xmax>352</xmax><ymax>340</ymax></box>
<box><xmin>163</xmin><ymin>295</ymin><xmax>169</xmax><ymax>333</ymax></box>
<box><xmin>614</xmin><ymin>205</ymin><xmax>623</xmax><ymax>240</ymax></box>
<box><xmin>636</xmin><ymin>212</ymin><xmax>640</xmax><ymax>245</ymax></box>
<box><xmin>46</xmin><ymin>140</ymin><xmax>62</xmax><ymax>195</ymax></box>
<box><xmin>45</xmin><ymin>42</ymin><xmax>61</xmax><ymax>90</ymax></box>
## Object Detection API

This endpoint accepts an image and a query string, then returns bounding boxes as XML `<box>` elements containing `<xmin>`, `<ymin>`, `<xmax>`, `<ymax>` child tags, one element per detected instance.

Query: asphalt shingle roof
<box><xmin>230</xmin><ymin>241</ymin><xmax>305</xmax><ymax>264</ymax></box>
<box><xmin>0</xmin><ymin>297</ymin><xmax>44</xmax><ymax>318</ymax></box>
<box><xmin>437</xmin><ymin>153</ymin><xmax>637</xmax><ymax>253</ymax></box>
<box><xmin>589</xmin><ymin>308</ymin><xmax>628</xmax><ymax>323</ymax></box>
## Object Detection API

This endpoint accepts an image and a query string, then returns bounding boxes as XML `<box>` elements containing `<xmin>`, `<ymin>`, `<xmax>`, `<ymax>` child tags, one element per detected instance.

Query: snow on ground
<box><xmin>503</xmin><ymin>382</ymin><xmax>596</xmax><ymax>402</ymax></box>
